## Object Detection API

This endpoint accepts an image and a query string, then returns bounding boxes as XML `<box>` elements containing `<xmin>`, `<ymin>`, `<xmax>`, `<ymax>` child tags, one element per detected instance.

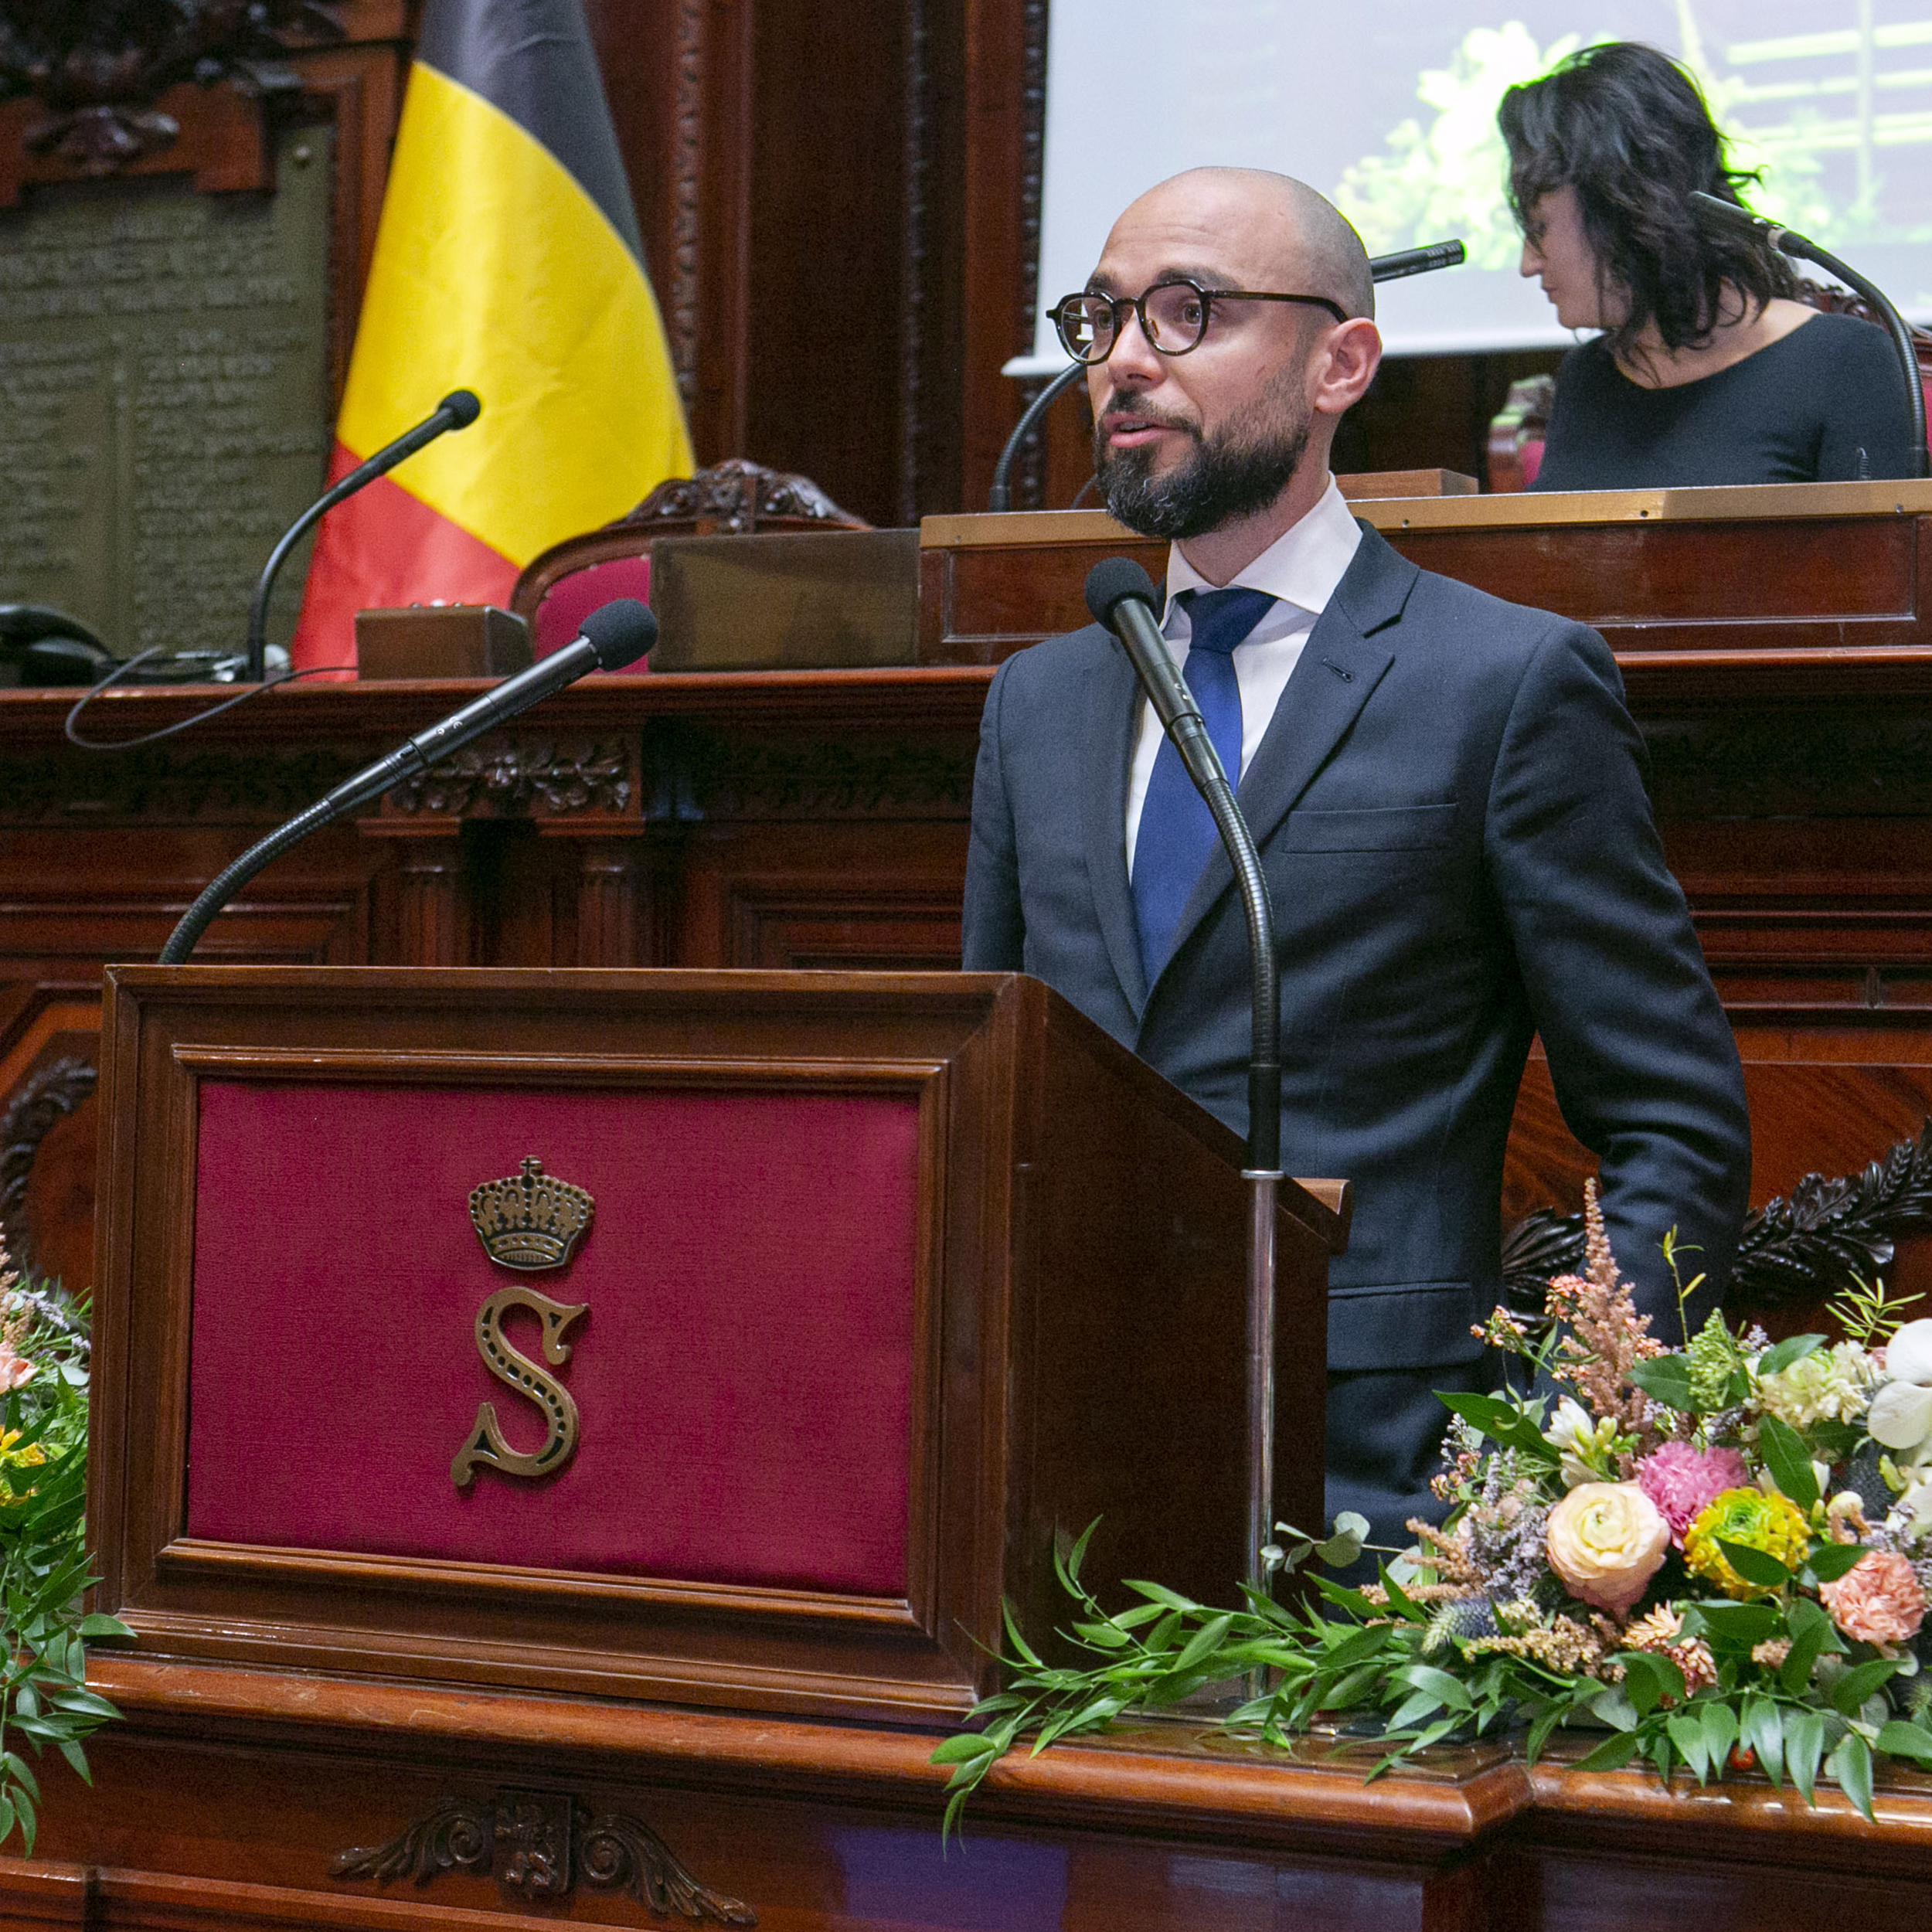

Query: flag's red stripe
<box><xmin>290</xmin><ymin>443</ymin><xmax>519</xmax><ymax>675</ymax></box>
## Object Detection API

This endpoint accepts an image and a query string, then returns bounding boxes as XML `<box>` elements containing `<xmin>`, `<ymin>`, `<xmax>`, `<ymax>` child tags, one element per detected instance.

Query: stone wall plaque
<box><xmin>0</xmin><ymin>125</ymin><xmax>332</xmax><ymax>658</ymax></box>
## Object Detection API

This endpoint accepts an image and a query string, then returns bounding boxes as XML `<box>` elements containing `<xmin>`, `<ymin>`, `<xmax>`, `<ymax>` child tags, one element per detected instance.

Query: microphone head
<box><xmin>1084</xmin><ymin>557</ymin><xmax>1159</xmax><ymax>628</ymax></box>
<box><xmin>578</xmin><ymin>597</ymin><xmax>657</xmax><ymax>671</ymax></box>
<box><xmin>439</xmin><ymin>389</ymin><xmax>483</xmax><ymax>428</ymax></box>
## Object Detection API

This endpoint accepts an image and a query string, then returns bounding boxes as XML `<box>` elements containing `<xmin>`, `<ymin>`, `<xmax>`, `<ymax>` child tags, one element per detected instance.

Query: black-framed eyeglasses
<box><xmin>1050</xmin><ymin>279</ymin><xmax>1349</xmax><ymax>364</ymax></box>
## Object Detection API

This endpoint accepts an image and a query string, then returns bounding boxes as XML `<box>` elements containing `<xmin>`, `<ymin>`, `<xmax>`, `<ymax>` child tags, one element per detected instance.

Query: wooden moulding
<box><xmin>90</xmin><ymin>966</ymin><xmax>1345</xmax><ymax>1729</ymax></box>
<box><xmin>916</xmin><ymin>485</ymin><xmax>1932</xmax><ymax>678</ymax></box>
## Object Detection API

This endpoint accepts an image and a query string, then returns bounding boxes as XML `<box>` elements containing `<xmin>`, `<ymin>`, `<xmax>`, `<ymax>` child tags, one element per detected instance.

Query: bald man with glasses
<box><xmin>962</xmin><ymin>168</ymin><xmax>1749</xmax><ymax>1563</ymax></box>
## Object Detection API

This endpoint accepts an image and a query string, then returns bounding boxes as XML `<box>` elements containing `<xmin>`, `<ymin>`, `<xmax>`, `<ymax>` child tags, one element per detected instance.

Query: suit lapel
<box><xmin>1080</xmin><ymin>634</ymin><xmax>1150</xmax><ymax>1017</ymax></box>
<box><xmin>1146</xmin><ymin>526</ymin><xmax>1420</xmax><ymax>998</ymax></box>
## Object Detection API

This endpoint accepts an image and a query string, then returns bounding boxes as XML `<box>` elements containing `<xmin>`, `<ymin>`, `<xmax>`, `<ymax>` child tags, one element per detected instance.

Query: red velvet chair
<box><xmin>509</xmin><ymin>458</ymin><xmax>870</xmax><ymax>662</ymax></box>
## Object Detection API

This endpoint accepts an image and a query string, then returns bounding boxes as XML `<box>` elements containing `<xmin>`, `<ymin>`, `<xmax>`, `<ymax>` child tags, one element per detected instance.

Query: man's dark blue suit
<box><xmin>961</xmin><ymin>520</ymin><xmax>1750</xmax><ymax>1549</ymax></box>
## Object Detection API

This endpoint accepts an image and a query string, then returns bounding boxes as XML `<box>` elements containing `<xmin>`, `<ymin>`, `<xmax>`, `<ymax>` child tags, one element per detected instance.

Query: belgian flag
<box><xmin>291</xmin><ymin>0</ymin><xmax>692</xmax><ymax>668</ymax></box>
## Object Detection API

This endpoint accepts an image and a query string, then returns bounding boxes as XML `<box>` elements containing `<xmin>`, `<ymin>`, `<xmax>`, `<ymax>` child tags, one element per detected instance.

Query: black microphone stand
<box><xmin>990</xmin><ymin>241</ymin><xmax>1468</xmax><ymax>512</ymax></box>
<box><xmin>160</xmin><ymin>601</ymin><xmax>655</xmax><ymax>964</ymax></box>
<box><xmin>244</xmin><ymin>389</ymin><xmax>484</xmax><ymax>682</ymax></box>
<box><xmin>1690</xmin><ymin>192</ymin><xmax>1928</xmax><ymax>478</ymax></box>
<box><xmin>1083</xmin><ymin>561</ymin><xmax>1281</xmax><ymax>1606</ymax></box>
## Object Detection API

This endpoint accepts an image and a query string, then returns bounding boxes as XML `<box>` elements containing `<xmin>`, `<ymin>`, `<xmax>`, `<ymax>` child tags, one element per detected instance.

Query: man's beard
<box><xmin>1094</xmin><ymin>388</ymin><xmax>1311</xmax><ymax>541</ymax></box>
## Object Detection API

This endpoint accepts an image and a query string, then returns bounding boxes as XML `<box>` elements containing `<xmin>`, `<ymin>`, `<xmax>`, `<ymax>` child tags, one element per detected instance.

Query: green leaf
<box><xmin>1172</xmin><ymin>1614</ymin><xmax>1234</xmax><ymax>1675</ymax></box>
<box><xmin>1758</xmin><ymin>1334</ymin><xmax>1825</xmax><ymax>1376</ymax></box>
<box><xmin>53</xmin><ymin>1741</ymin><xmax>88</xmax><ymax>1787</ymax></box>
<box><xmin>1393</xmin><ymin>1664</ymin><xmax>1475</xmax><ymax>1713</ymax></box>
<box><xmin>1433</xmin><ymin>1390</ymin><xmax>1559</xmax><ymax>1464</ymax></box>
<box><xmin>45</xmin><ymin>1689</ymin><xmax>121</xmax><ymax>1721</ymax></box>
<box><xmin>1787</xmin><ymin>1707</ymin><xmax>1826</xmax><ymax>1804</ymax></box>
<box><xmin>1804</xmin><ymin>1542</ymin><xmax>1868</xmax><ymax>1584</ymax></box>
<box><xmin>1757</xmin><ymin>1416</ymin><xmax>1821</xmax><ymax>1510</ymax></box>
<box><xmin>1743</xmin><ymin>1696</ymin><xmax>1786</xmax><ymax>1787</ymax></box>
<box><xmin>1783</xmin><ymin>1599</ymin><xmax>1839</xmax><ymax>1696</ymax></box>
<box><xmin>1825</xmin><ymin>1731</ymin><xmax>1876</xmax><ymax>1822</ymax></box>
<box><xmin>1622</xmin><ymin>1650</ymin><xmax>1686</xmax><ymax>1718</ymax></box>
<box><xmin>1718</xmin><ymin>1539</ymin><xmax>1794</xmax><ymax>1590</ymax></box>
<box><xmin>1070</xmin><ymin>1620</ymin><xmax>1132</xmax><ymax>1651</ymax></box>
<box><xmin>1308</xmin><ymin>1575</ymin><xmax>1382</xmax><ymax>1619</ymax></box>
<box><xmin>1830</xmin><ymin>1658</ymin><xmax>1903</xmax><ymax>1718</ymax></box>
<box><xmin>1590</xmin><ymin>1684</ymin><xmax>1639</xmax><ymax>1732</ymax></box>
<box><xmin>1627</xmin><ymin>1355</ymin><xmax>1698</xmax><ymax>1412</ymax></box>
<box><xmin>1000</xmin><ymin>1601</ymin><xmax>1045</xmax><ymax>1672</ymax></box>
<box><xmin>0</xmin><ymin>1794</ymin><xmax>15</xmax><ymax>1850</ymax></box>
<box><xmin>1668</xmin><ymin>1711</ymin><xmax>1714</xmax><ymax>1783</ymax></box>
<box><xmin>1701</xmin><ymin>1699</ymin><xmax>1740</xmax><ymax>1768</ymax></box>
<box><xmin>1123</xmin><ymin>1580</ymin><xmax>1199</xmax><ymax>1614</ymax></box>
<box><xmin>1571</xmin><ymin>1729</ymin><xmax>1641</xmax><ymax>1773</ymax></box>
<box><xmin>1387</xmin><ymin>1689</ymin><xmax>1447</xmax><ymax>1730</ymax></box>
<box><xmin>929</xmin><ymin>1733</ymin><xmax>1000</xmax><ymax>1766</ymax></box>
<box><xmin>1693</xmin><ymin>1600</ymin><xmax>1781</xmax><ymax>1651</ymax></box>
<box><xmin>1877</xmin><ymin>1719</ymin><xmax>1932</xmax><ymax>1767</ymax></box>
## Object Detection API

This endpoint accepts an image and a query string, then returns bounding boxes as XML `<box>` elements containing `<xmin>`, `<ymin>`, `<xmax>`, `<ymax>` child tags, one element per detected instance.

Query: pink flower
<box><xmin>1821</xmin><ymin>1550</ymin><xmax>1927</xmax><ymax>1648</ymax></box>
<box><xmin>0</xmin><ymin>1345</ymin><xmax>34</xmax><ymax>1392</ymax></box>
<box><xmin>1636</xmin><ymin>1440</ymin><xmax>1750</xmax><ymax>1547</ymax></box>
<box><xmin>1546</xmin><ymin>1481</ymin><xmax>1670</xmax><ymax>1614</ymax></box>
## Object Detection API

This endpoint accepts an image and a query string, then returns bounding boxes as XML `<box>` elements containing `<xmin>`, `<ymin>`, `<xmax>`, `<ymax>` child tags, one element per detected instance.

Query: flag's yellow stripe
<box><xmin>336</xmin><ymin>63</ymin><xmax>692</xmax><ymax>567</ymax></box>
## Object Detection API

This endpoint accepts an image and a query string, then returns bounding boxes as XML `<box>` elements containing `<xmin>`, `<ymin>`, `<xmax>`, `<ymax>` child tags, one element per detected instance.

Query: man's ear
<box><xmin>1311</xmin><ymin>318</ymin><xmax>1383</xmax><ymax>420</ymax></box>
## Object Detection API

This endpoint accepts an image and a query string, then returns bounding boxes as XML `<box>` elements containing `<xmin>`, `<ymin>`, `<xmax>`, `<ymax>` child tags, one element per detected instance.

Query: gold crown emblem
<box><xmin>468</xmin><ymin>1158</ymin><xmax>594</xmax><ymax>1271</ymax></box>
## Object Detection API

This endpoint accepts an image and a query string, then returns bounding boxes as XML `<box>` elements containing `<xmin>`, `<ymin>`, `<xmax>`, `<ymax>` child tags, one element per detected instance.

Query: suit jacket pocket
<box><xmin>1281</xmin><ymin>804</ymin><xmax>1457</xmax><ymax>852</ymax></box>
<box><xmin>1327</xmin><ymin>1281</ymin><xmax>1485</xmax><ymax>1370</ymax></box>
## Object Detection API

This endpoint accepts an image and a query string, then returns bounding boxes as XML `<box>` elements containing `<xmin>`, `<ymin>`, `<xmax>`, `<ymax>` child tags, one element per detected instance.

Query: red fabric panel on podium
<box><xmin>185</xmin><ymin>1083</ymin><xmax>918</xmax><ymax>1596</ymax></box>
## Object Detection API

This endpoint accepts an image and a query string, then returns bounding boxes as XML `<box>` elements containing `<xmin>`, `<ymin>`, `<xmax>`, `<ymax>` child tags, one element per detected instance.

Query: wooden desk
<box><xmin>18</xmin><ymin>1658</ymin><xmax>1932</xmax><ymax>1932</ymax></box>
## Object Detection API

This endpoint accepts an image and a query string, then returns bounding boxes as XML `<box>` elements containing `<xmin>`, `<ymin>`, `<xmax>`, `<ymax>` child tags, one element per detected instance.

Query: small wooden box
<box><xmin>355</xmin><ymin>604</ymin><xmax>532</xmax><ymax>679</ymax></box>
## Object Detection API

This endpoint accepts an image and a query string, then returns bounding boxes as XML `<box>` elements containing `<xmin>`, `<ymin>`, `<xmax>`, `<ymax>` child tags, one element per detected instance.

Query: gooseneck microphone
<box><xmin>1085</xmin><ymin>558</ymin><xmax>1279</xmax><ymax>1170</ymax></box>
<box><xmin>1085</xmin><ymin>556</ymin><xmax>1284</xmax><ymax>1603</ymax></box>
<box><xmin>1364</xmin><ymin>240</ymin><xmax>1467</xmax><ymax>282</ymax></box>
<box><xmin>988</xmin><ymin>240</ymin><xmax>1470</xmax><ymax>510</ymax></box>
<box><xmin>159</xmin><ymin>597</ymin><xmax>656</xmax><ymax>964</ymax></box>
<box><xmin>244</xmin><ymin>389</ymin><xmax>485</xmax><ymax>682</ymax></box>
<box><xmin>1689</xmin><ymin>192</ymin><xmax>1928</xmax><ymax>479</ymax></box>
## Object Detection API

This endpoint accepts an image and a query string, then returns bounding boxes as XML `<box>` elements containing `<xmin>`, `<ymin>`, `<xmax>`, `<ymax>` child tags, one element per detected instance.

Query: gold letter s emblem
<box><xmin>451</xmin><ymin>1287</ymin><xmax>588</xmax><ymax>1488</ymax></box>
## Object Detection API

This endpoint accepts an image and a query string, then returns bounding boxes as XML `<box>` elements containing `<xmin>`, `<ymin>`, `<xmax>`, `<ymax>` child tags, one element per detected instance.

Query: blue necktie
<box><xmin>1131</xmin><ymin>586</ymin><xmax>1277</xmax><ymax>982</ymax></box>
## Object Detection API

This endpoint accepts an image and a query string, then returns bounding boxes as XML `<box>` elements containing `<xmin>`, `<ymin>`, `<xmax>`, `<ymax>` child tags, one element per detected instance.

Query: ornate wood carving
<box><xmin>0</xmin><ymin>747</ymin><xmax>366</xmax><ymax>825</ymax></box>
<box><xmin>0</xmin><ymin>0</ymin><xmax>342</xmax><ymax>173</ymax></box>
<box><xmin>668</xmin><ymin>0</ymin><xmax>706</xmax><ymax>402</ymax></box>
<box><xmin>1504</xmin><ymin>1115</ymin><xmax>1932</xmax><ymax>1315</ymax></box>
<box><xmin>332</xmin><ymin>1787</ymin><xmax>756</xmax><ymax>1923</ymax></box>
<box><xmin>0</xmin><ymin>1055</ymin><xmax>94</xmax><ymax>1274</ymax></box>
<box><xmin>384</xmin><ymin>738</ymin><xmax>635</xmax><ymax>819</ymax></box>
<box><xmin>646</xmin><ymin>723</ymin><xmax>974</xmax><ymax>821</ymax></box>
<box><xmin>1643</xmin><ymin>712</ymin><xmax>1932</xmax><ymax>820</ymax></box>
<box><xmin>896</xmin><ymin>0</ymin><xmax>927</xmax><ymax>528</ymax></box>
<box><xmin>1011</xmin><ymin>0</ymin><xmax>1049</xmax><ymax>511</ymax></box>
<box><xmin>621</xmin><ymin>458</ymin><xmax>868</xmax><ymax>535</ymax></box>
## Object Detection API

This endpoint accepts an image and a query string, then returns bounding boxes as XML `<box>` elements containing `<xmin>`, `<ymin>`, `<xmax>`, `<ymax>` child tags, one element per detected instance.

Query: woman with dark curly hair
<box><xmin>1498</xmin><ymin>41</ymin><xmax>1917</xmax><ymax>489</ymax></box>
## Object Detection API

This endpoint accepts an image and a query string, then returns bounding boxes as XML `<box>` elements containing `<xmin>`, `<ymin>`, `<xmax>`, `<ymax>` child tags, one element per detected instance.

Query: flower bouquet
<box><xmin>932</xmin><ymin>1185</ymin><xmax>1932</xmax><ymax>1832</ymax></box>
<box><xmin>0</xmin><ymin>1247</ymin><xmax>128</xmax><ymax>1852</ymax></box>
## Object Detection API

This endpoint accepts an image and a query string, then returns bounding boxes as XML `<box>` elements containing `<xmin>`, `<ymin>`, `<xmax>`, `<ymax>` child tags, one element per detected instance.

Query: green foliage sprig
<box><xmin>0</xmin><ymin>1270</ymin><xmax>130</xmax><ymax>1852</ymax></box>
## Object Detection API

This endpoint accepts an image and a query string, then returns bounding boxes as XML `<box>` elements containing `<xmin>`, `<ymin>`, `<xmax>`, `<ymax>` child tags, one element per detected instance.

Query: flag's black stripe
<box><xmin>417</xmin><ymin>0</ymin><xmax>645</xmax><ymax>265</ymax></box>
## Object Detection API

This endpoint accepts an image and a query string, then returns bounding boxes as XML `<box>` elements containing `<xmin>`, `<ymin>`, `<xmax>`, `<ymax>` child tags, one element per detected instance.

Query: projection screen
<box><xmin>1012</xmin><ymin>1</ymin><xmax>1932</xmax><ymax>369</ymax></box>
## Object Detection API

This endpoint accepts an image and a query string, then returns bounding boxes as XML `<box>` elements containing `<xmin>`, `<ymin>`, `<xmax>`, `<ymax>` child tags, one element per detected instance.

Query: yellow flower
<box><xmin>1683</xmin><ymin>1487</ymin><xmax>1810</xmax><ymax>1599</ymax></box>
<box><xmin>0</xmin><ymin>1429</ymin><xmax>46</xmax><ymax>1470</ymax></box>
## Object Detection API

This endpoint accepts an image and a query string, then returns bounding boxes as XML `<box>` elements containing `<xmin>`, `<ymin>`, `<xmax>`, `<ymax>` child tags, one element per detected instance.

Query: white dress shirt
<box><xmin>1124</xmin><ymin>476</ymin><xmax>1363</xmax><ymax>878</ymax></box>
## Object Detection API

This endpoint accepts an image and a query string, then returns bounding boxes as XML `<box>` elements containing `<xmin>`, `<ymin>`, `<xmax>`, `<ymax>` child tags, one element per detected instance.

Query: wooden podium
<box><xmin>87</xmin><ymin>965</ymin><xmax>1345</xmax><ymax>1729</ymax></box>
